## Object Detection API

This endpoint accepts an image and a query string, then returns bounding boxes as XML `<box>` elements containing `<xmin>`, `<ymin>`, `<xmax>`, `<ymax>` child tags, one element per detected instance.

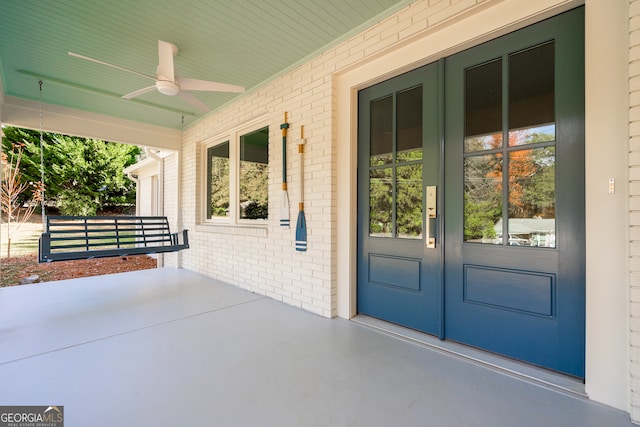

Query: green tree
<box><xmin>518</xmin><ymin>147</ymin><xmax>556</xmax><ymax>219</ymax></box>
<box><xmin>464</xmin><ymin>193</ymin><xmax>500</xmax><ymax>241</ymax></box>
<box><xmin>369</xmin><ymin>168</ymin><xmax>392</xmax><ymax>235</ymax></box>
<box><xmin>464</xmin><ymin>152</ymin><xmax>503</xmax><ymax>241</ymax></box>
<box><xmin>1</xmin><ymin>127</ymin><xmax>140</xmax><ymax>215</ymax></box>
<box><xmin>396</xmin><ymin>159</ymin><xmax>423</xmax><ymax>238</ymax></box>
<box><xmin>1</xmin><ymin>127</ymin><xmax>51</xmax><ymax>205</ymax></box>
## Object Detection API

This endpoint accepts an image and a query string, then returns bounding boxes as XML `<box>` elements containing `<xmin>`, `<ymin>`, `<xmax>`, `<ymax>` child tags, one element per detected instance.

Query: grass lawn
<box><xmin>0</xmin><ymin>220</ymin><xmax>43</xmax><ymax>258</ymax></box>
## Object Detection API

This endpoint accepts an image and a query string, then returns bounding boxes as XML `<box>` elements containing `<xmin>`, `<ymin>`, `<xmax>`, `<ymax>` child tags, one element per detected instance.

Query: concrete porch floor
<box><xmin>0</xmin><ymin>268</ymin><xmax>634</xmax><ymax>426</ymax></box>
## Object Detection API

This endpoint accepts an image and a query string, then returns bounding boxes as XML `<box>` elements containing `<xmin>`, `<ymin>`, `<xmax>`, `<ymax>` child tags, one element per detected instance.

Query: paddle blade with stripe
<box><xmin>295</xmin><ymin>126</ymin><xmax>307</xmax><ymax>251</ymax></box>
<box><xmin>280</xmin><ymin>188</ymin><xmax>290</xmax><ymax>228</ymax></box>
<box><xmin>295</xmin><ymin>210</ymin><xmax>307</xmax><ymax>251</ymax></box>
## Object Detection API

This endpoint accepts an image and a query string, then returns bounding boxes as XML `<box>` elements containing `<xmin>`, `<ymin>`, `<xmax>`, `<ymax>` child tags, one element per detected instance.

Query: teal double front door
<box><xmin>357</xmin><ymin>8</ymin><xmax>585</xmax><ymax>377</ymax></box>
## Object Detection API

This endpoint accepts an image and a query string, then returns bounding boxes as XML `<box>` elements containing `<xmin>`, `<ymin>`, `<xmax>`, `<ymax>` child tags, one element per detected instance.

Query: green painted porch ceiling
<box><xmin>0</xmin><ymin>0</ymin><xmax>412</xmax><ymax>129</ymax></box>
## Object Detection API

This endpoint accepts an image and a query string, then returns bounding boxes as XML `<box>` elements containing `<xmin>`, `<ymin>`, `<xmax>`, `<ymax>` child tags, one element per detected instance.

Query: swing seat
<box><xmin>38</xmin><ymin>215</ymin><xmax>189</xmax><ymax>263</ymax></box>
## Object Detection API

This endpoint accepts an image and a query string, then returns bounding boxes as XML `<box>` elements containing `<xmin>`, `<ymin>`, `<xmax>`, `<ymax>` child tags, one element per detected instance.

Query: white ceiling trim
<box><xmin>1</xmin><ymin>96</ymin><xmax>181</xmax><ymax>150</ymax></box>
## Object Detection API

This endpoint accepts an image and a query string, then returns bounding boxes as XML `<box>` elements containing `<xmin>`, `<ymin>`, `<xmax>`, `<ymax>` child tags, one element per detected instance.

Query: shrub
<box><xmin>56</xmin><ymin>191</ymin><xmax>97</xmax><ymax>216</ymax></box>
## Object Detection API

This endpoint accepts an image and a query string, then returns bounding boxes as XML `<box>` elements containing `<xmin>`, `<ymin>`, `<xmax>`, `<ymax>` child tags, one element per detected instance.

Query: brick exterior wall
<box><xmin>630</xmin><ymin>0</ymin><xmax>640</xmax><ymax>420</ymax></box>
<box><xmin>163</xmin><ymin>153</ymin><xmax>179</xmax><ymax>268</ymax></box>
<box><xmin>179</xmin><ymin>0</ymin><xmax>491</xmax><ymax>318</ymax></box>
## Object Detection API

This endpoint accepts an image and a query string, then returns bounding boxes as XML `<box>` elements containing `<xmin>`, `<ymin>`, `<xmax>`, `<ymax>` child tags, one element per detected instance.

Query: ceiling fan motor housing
<box><xmin>156</xmin><ymin>79</ymin><xmax>180</xmax><ymax>96</ymax></box>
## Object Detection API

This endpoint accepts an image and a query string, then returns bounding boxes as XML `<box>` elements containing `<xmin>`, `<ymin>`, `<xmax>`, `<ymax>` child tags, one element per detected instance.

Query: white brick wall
<box><xmin>179</xmin><ymin>0</ymin><xmax>488</xmax><ymax>318</ymax></box>
<box><xmin>630</xmin><ymin>0</ymin><xmax>640</xmax><ymax>420</ymax></box>
<box><xmin>163</xmin><ymin>153</ymin><xmax>179</xmax><ymax>268</ymax></box>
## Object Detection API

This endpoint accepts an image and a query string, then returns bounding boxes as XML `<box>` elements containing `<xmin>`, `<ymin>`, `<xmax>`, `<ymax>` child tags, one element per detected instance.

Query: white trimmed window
<box><xmin>203</xmin><ymin>124</ymin><xmax>269</xmax><ymax>224</ymax></box>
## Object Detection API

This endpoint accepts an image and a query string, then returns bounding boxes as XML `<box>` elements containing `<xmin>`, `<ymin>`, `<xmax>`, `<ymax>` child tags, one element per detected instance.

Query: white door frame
<box><xmin>335</xmin><ymin>0</ymin><xmax>628</xmax><ymax>413</ymax></box>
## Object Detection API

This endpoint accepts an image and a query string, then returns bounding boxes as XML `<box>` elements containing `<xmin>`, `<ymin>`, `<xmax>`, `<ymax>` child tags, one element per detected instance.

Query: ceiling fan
<box><xmin>68</xmin><ymin>40</ymin><xmax>244</xmax><ymax>112</ymax></box>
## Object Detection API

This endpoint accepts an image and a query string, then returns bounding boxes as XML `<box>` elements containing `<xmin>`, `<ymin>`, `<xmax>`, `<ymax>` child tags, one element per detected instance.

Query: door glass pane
<box><xmin>370</xmin><ymin>167</ymin><xmax>393</xmax><ymax>237</ymax></box>
<box><xmin>371</xmin><ymin>96</ymin><xmax>393</xmax><ymax>166</ymax></box>
<box><xmin>397</xmin><ymin>86</ymin><xmax>423</xmax><ymax>162</ymax></box>
<box><xmin>239</xmin><ymin>127</ymin><xmax>269</xmax><ymax>220</ymax></box>
<box><xmin>464</xmin><ymin>153</ymin><xmax>503</xmax><ymax>243</ymax></box>
<box><xmin>396</xmin><ymin>164</ymin><xmax>423</xmax><ymax>239</ymax></box>
<box><xmin>508</xmin><ymin>42</ymin><xmax>555</xmax><ymax>146</ymax></box>
<box><xmin>465</xmin><ymin>59</ymin><xmax>503</xmax><ymax>152</ymax></box>
<box><xmin>206</xmin><ymin>142</ymin><xmax>230</xmax><ymax>219</ymax></box>
<box><xmin>508</xmin><ymin>147</ymin><xmax>556</xmax><ymax>247</ymax></box>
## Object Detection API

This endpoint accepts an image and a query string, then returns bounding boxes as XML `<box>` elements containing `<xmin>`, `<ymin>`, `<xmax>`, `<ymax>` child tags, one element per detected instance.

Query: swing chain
<box><xmin>38</xmin><ymin>80</ymin><xmax>46</xmax><ymax>227</ymax></box>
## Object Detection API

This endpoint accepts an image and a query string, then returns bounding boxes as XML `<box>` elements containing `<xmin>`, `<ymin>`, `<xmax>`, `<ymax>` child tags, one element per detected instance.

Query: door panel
<box><xmin>357</xmin><ymin>63</ymin><xmax>442</xmax><ymax>336</ymax></box>
<box><xmin>444</xmin><ymin>8</ymin><xmax>584</xmax><ymax>377</ymax></box>
<box><xmin>357</xmin><ymin>7</ymin><xmax>584</xmax><ymax>378</ymax></box>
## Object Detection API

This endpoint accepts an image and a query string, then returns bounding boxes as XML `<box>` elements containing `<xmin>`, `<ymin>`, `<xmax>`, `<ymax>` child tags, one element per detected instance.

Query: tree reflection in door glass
<box><xmin>507</xmin><ymin>147</ymin><xmax>556</xmax><ymax>247</ymax></box>
<box><xmin>465</xmin><ymin>132</ymin><xmax>503</xmax><ymax>152</ymax></box>
<box><xmin>463</xmin><ymin>40</ymin><xmax>557</xmax><ymax>247</ymax></box>
<box><xmin>464</xmin><ymin>154</ymin><xmax>503</xmax><ymax>243</ymax></box>
<box><xmin>397</xmin><ymin>163</ymin><xmax>423</xmax><ymax>239</ymax></box>
<box><xmin>370</xmin><ymin>167</ymin><xmax>393</xmax><ymax>237</ymax></box>
<box><xmin>508</xmin><ymin>124</ymin><xmax>555</xmax><ymax>146</ymax></box>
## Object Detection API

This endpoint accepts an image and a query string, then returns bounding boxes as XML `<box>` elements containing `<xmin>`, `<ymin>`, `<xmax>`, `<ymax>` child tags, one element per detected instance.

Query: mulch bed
<box><xmin>0</xmin><ymin>254</ymin><xmax>157</xmax><ymax>287</ymax></box>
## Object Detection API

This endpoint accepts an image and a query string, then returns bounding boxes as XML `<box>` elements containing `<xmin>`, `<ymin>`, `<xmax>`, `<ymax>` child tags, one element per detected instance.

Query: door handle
<box><xmin>425</xmin><ymin>185</ymin><xmax>437</xmax><ymax>248</ymax></box>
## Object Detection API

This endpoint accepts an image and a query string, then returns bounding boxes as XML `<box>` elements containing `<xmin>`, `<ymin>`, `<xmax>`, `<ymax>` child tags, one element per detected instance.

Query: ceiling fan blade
<box><xmin>68</xmin><ymin>52</ymin><xmax>156</xmax><ymax>81</ymax></box>
<box><xmin>177</xmin><ymin>77</ymin><xmax>244</xmax><ymax>93</ymax></box>
<box><xmin>122</xmin><ymin>85</ymin><xmax>156</xmax><ymax>100</ymax></box>
<box><xmin>178</xmin><ymin>91</ymin><xmax>210</xmax><ymax>113</ymax></box>
<box><xmin>157</xmin><ymin>40</ymin><xmax>177</xmax><ymax>82</ymax></box>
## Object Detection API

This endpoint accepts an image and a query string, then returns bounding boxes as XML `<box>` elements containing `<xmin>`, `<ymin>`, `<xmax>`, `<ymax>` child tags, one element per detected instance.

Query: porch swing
<box><xmin>36</xmin><ymin>81</ymin><xmax>189</xmax><ymax>263</ymax></box>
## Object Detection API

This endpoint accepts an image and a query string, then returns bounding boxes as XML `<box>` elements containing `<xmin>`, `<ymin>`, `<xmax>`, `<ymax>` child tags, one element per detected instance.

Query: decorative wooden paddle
<box><xmin>280</xmin><ymin>112</ymin><xmax>290</xmax><ymax>228</ymax></box>
<box><xmin>295</xmin><ymin>126</ymin><xmax>307</xmax><ymax>251</ymax></box>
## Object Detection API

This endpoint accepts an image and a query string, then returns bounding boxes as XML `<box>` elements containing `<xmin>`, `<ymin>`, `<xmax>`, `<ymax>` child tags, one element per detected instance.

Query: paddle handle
<box><xmin>281</xmin><ymin>112</ymin><xmax>289</xmax><ymax>187</ymax></box>
<box><xmin>298</xmin><ymin>126</ymin><xmax>305</xmax><ymax>211</ymax></box>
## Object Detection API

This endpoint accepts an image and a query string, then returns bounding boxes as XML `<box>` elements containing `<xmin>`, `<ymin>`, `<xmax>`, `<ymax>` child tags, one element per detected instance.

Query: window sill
<box><xmin>195</xmin><ymin>223</ymin><xmax>268</xmax><ymax>238</ymax></box>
